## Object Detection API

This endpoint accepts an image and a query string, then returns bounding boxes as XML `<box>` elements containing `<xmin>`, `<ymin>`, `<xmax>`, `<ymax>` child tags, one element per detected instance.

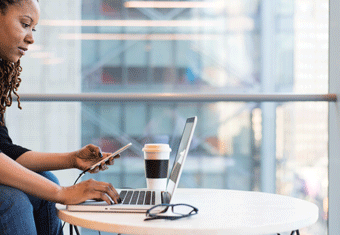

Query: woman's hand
<box><xmin>57</xmin><ymin>179</ymin><xmax>121</xmax><ymax>205</ymax></box>
<box><xmin>72</xmin><ymin>144</ymin><xmax>119</xmax><ymax>173</ymax></box>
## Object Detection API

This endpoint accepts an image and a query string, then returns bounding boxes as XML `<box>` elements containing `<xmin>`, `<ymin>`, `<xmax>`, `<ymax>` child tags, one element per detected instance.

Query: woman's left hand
<box><xmin>73</xmin><ymin>144</ymin><xmax>119</xmax><ymax>173</ymax></box>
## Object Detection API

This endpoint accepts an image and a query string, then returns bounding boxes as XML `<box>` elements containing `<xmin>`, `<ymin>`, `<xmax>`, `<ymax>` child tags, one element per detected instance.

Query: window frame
<box><xmin>14</xmin><ymin>0</ymin><xmax>337</xmax><ymax>232</ymax></box>
<box><xmin>328</xmin><ymin>0</ymin><xmax>339</xmax><ymax>233</ymax></box>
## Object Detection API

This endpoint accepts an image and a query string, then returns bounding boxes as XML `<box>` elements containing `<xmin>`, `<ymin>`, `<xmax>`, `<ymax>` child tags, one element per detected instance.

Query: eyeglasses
<box><xmin>144</xmin><ymin>203</ymin><xmax>198</xmax><ymax>221</ymax></box>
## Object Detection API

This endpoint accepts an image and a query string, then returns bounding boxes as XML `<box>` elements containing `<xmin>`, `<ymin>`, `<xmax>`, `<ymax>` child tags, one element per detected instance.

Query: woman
<box><xmin>0</xmin><ymin>0</ymin><xmax>121</xmax><ymax>234</ymax></box>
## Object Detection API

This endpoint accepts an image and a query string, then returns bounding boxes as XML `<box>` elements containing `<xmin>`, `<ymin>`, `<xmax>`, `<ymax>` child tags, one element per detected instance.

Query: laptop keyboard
<box><xmin>119</xmin><ymin>190</ymin><xmax>156</xmax><ymax>205</ymax></box>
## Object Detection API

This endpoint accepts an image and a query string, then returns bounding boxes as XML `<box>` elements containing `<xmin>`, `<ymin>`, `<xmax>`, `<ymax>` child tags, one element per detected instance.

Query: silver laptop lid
<box><xmin>166</xmin><ymin>116</ymin><xmax>197</xmax><ymax>199</ymax></box>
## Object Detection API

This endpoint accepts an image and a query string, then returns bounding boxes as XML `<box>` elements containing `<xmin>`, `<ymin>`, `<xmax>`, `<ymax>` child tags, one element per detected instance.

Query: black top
<box><xmin>0</xmin><ymin>124</ymin><xmax>31</xmax><ymax>160</ymax></box>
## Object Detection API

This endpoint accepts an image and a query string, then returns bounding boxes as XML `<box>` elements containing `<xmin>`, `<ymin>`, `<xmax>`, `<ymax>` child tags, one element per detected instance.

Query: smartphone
<box><xmin>89</xmin><ymin>143</ymin><xmax>132</xmax><ymax>171</ymax></box>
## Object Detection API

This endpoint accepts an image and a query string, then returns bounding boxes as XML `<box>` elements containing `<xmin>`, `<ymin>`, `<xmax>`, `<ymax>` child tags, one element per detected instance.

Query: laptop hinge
<box><xmin>161</xmin><ymin>191</ymin><xmax>171</xmax><ymax>204</ymax></box>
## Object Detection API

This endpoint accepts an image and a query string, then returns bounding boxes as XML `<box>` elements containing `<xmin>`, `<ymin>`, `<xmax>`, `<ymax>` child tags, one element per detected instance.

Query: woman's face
<box><xmin>0</xmin><ymin>0</ymin><xmax>40</xmax><ymax>62</ymax></box>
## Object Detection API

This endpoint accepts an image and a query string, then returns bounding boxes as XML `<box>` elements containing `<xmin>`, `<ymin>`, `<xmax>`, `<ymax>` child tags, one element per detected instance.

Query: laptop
<box><xmin>67</xmin><ymin>116</ymin><xmax>197</xmax><ymax>213</ymax></box>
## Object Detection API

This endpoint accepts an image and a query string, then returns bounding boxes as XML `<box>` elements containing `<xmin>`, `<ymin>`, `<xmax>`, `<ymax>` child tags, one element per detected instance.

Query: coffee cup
<box><xmin>142</xmin><ymin>144</ymin><xmax>171</xmax><ymax>191</ymax></box>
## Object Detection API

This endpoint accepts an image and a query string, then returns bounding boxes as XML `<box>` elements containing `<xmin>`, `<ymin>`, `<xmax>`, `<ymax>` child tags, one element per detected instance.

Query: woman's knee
<box><xmin>38</xmin><ymin>171</ymin><xmax>60</xmax><ymax>185</ymax></box>
<box><xmin>0</xmin><ymin>185</ymin><xmax>33</xmax><ymax>215</ymax></box>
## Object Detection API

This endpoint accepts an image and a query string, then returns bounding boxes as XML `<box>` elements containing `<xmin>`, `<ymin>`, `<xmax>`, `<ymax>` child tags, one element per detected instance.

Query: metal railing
<box><xmin>18</xmin><ymin>93</ymin><xmax>337</xmax><ymax>102</ymax></box>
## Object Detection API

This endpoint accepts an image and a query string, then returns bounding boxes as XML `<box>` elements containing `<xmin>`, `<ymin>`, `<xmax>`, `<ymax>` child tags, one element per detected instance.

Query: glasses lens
<box><xmin>148</xmin><ymin>205</ymin><xmax>168</xmax><ymax>216</ymax></box>
<box><xmin>172</xmin><ymin>204</ymin><xmax>195</xmax><ymax>215</ymax></box>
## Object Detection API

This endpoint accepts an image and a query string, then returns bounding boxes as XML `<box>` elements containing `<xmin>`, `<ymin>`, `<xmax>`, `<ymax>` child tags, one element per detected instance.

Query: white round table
<box><xmin>57</xmin><ymin>188</ymin><xmax>319</xmax><ymax>235</ymax></box>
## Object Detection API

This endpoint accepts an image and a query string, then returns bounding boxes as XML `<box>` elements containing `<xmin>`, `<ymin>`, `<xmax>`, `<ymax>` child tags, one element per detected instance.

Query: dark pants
<box><xmin>0</xmin><ymin>171</ymin><xmax>63</xmax><ymax>235</ymax></box>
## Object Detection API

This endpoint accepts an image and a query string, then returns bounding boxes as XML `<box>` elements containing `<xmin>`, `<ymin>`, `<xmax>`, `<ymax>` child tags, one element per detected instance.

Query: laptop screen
<box><xmin>166</xmin><ymin>116</ymin><xmax>197</xmax><ymax>197</ymax></box>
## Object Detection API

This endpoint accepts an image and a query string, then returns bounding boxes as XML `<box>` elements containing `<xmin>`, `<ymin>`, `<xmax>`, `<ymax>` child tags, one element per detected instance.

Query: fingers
<box><xmin>103</xmin><ymin>153</ymin><xmax>120</xmax><ymax>160</ymax></box>
<box><xmin>95</xmin><ymin>192</ymin><xmax>113</xmax><ymax>205</ymax></box>
<box><xmin>113</xmin><ymin>154</ymin><xmax>120</xmax><ymax>159</ymax></box>
<box><xmin>92</xmin><ymin>181</ymin><xmax>120</xmax><ymax>204</ymax></box>
<box><xmin>107</xmin><ymin>158</ymin><xmax>114</xmax><ymax>166</ymax></box>
<box><xmin>63</xmin><ymin>179</ymin><xmax>121</xmax><ymax>205</ymax></box>
<box><xmin>89</xmin><ymin>154</ymin><xmax>118</xmax><ymax>174</ymax></box>
<box><xmin>106</xmin><ymin>156</ymin><xmax>117</xmax><ymax>165</ymax></box>
<box><xmin>100</xmin><ymin>162</ymin><xmax>109</xmax><ymax>170</ymax></box>
<box><xmin>103</xmin><ymin>153</ymin><xmax>120</xmax><ymax>166</ymax></box>
<box><xmin>88</xmin><ymin>161</ymin><xmax>109</xmax><ymax>174</ymax></box>
<box><xmin>87</xmin><ymin>152</ymin><xmax>120</xmax><ymax>174</ymax></box>
<box><xmin>89</xmin><ymin>166</ymin><xmax>100</xmax><ymax>174</ymax></box>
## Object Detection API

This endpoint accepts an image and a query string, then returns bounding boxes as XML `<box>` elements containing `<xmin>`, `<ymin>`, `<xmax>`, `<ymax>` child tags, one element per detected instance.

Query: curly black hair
<box><xmin>0</xmin><ymin>0</ymin><xmax>39</xmax><ymax>125</ymax></box>
<box><xmin>0</xmin><ymin>59</ymin><xmax>23</xmax><ymax>126</ymax></box>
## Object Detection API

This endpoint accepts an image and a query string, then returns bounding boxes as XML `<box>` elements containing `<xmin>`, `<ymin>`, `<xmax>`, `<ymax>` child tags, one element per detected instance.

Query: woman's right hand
<box><xmin>56</xmin><ymin>179</ymin><xmax>121</xmax><ymax>205</ymax></box>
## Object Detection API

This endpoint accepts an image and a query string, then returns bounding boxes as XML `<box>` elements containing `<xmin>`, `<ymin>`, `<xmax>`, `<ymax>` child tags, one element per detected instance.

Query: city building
<box><xmin>5</xmin><ymin>0</ymin><xmax>329</xmax><ymax>234</ymax></box>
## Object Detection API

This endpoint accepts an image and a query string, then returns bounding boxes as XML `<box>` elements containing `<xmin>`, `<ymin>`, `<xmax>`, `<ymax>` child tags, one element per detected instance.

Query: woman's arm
<box><xmin>16</xmin><ymin>150</ymin><xmax>76</xmax><ymax>172</ymax></box>
<box><xmin>1</xmin><ymin>125</ymin><xmax>116</xmax><ymax>173</ymax></box>
<box><xmin>16</xmin><ymin>144</ymin><xmax>117</xmax><ymax>173</ymax></box>
<box><xmin>1</xmin><ymin>152</ymin><xmax>61</xmax><ymax>202</ymax></box>
<box><xmin>0</xmin><ymin>152</ymin><xmax>120</xmax><ymax>205</ymax></box>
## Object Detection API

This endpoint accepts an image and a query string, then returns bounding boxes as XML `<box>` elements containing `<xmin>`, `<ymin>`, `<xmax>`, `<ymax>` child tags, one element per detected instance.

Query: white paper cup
<box><xmin>142</xmin><ymin>144</ymin><xmax>171</xmax><ymax>191</ymax></box>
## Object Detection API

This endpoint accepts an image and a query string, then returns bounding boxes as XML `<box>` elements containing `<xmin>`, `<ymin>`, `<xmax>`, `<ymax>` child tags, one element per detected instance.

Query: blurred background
<box><xmin>5</xmin><ymin>0</ymin><xmax>328</xmax><ymax>234</ymax></box>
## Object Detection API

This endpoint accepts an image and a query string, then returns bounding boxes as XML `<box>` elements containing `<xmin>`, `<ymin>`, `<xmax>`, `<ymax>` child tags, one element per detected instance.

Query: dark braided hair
<box><xmin>0</xmin><ymin>0</ymin><xmax>28</xmax><ymax>125</ymax></box>
<box><xmin>0</xmin><ymin>59</ymin><xmax>23</xmax><ymax>126</ymax></box>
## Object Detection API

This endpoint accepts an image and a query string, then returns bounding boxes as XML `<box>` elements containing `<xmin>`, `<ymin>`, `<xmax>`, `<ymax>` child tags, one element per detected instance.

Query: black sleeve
<box><xmin>0</xmin><ymin>124</ymin><xmax>31</xmax><ymax>160</ymax></box>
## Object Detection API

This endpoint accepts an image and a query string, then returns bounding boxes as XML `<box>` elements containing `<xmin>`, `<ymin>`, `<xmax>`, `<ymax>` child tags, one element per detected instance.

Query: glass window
<box><xmin>5</xmin><ymin>0</ymin><xmax>329</xmax><ymax>234</ymax></box>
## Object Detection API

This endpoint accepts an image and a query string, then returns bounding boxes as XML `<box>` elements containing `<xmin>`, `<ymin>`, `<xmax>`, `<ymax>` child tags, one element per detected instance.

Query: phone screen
<box><xmin>89</xmin><ymin>143</ymin><xmax>132</xmax><ymax>170</ymax></box>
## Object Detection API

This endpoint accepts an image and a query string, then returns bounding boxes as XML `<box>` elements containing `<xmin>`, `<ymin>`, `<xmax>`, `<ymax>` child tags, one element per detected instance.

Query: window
<box><xmin>5</xmin><ymin>0</ymin><xmax>333</xmax><ymax>234</ymax></box>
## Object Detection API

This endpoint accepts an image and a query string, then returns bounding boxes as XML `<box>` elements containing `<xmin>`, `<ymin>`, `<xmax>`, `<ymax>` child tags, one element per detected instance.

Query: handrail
<box><xmin>17</xmin><ymin>93</ymin><xmax>337</xmax><ymax>102</ymax></box>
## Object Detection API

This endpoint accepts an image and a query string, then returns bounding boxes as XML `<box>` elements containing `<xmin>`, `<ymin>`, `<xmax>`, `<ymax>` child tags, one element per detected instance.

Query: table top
<box><xmin>57</xmin><ymin>188</ymin><xmax>319</xmax><ymax>235</ymax></box>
